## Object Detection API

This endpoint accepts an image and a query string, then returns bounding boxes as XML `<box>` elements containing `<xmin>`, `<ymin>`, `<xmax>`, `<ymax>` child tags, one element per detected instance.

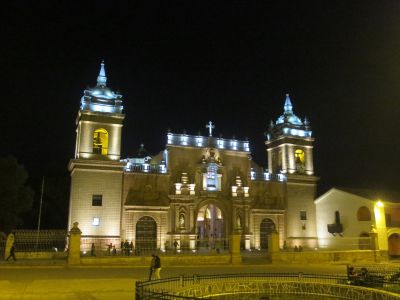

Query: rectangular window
<box><xmin>92</xmin><ymin>195</ymin><xmax>102</xmax><ymax>206</ymax></box>
<box><xmin>386</xmin><ymin>213</ymin><xmax>392</xmax><ymax>227</ymax></box>
<box><xmin>300</xmin><ymin>211</ymin><xmax>307</xmax><ymax>221</ymax></box>
<box><xmin>92</xmin><ymin>217</ymin><xmax>100</xmax><ymax>226</ymax></box>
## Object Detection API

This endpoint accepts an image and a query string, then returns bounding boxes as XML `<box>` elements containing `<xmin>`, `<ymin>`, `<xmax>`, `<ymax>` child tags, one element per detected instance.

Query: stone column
<box><xmin>189</xmin><ymin>205</ymin><xmax>194</xmax><ymax>232</ymax></box>
<box><xmin>281</xmin><ymin>145</ymin><xmax>288</xmax><ymax>173</ymax></box>
<box><xmin>4</xmin><ymin>233</ymin><xmax>15</xmax><ymax>260</ymax></box>
<box><xmin>268</xmin><ymin>230</ymin><xmax>280</xmax><ymax>263</ymax></box>
<box><xmin>287</xmin><ymin>145</ymin><xmax>294</xmax><ymax>173</ymax></box>
<box><xmin>305</xmin><ymin>146</ymin><xmax>314</xmax><ymax>175</ymax></box>
<box><xmin>68</xmin><ymin>222</ymin><xmax>82</xmax><ymax>265</ymax></box>
<box><xmin>373</xmin><ymin>203</ymin><xmax>388</xmax><ymax>260</ymax></box>
<box><xmin>189</xmin><ymin>234</ymin><xmax>197</xmax><ymax>251</ymax></box>
<box><xmin>232</xmin><ymin>206</ymin><xmax>237</xmax><ymax>230</ymax></box>
<box><xmin>230</xmin><ymin>234</ymin><xmax>242</xmax><ymax>264</ymax></box>
<box><xmin>244</xmin><ymin>206</ymin><xmax>249</xmax><ymax>233</ymax></box>
<box><xmin>370</xmin><ymin>226</ymin><xmax>378</xmax><ymax>250</ymax></box>
<box><xmin>175</xmin><ymin>205</ymin><xmax>179</xmax><ymax>231</ymax></box>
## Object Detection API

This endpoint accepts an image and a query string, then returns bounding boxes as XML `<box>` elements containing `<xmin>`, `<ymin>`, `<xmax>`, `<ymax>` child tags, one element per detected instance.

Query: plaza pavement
<box><xmin>0</xmin><ymin>259</ymin><xmax>349</xmax><ymax>299</ymax></box>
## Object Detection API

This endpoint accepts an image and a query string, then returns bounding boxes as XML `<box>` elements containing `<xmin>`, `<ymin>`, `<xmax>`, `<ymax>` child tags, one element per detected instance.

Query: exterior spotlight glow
<box><xmin>377</xmin><ymin>200</ymin><xmax>384</xmax><ymax>207</ymax></box>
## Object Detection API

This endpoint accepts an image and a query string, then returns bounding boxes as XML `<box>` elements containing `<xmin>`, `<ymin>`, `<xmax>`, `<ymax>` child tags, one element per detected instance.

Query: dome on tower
<box><xmin>80</xmin><ymin>61</ymin><xmax>123</xmax><ymax>114</ymax></box>
<box><xmin>276</xmin><ymin>94</ymin><xmax>303</xmax><ymax>126</ymax></box>
<box><xmin>266</xmin><ymin>94</ymin><xmax>312</xmax><ymax>140</ymax></box>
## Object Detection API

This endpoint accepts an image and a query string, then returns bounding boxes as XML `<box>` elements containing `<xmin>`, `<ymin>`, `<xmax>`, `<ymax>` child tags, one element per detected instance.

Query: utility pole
<box><xmin>35</xmin><ymin>177</ymin><xmax>44</xmax><ymax>252</ymax></box>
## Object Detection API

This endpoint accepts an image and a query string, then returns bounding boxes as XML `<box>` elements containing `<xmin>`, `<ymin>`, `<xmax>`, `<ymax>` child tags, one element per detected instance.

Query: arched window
<box><xmin>357</xmin><ymin>206</ymin><xmax>371</xmax><ymax>221</ymax></box>
<box><xmin>389</xmin><ymin>234</ymin><xmax>400</xmax><ymax>256</ymax></box>
<box><xmin>93</xmin><ymin>128</ymin><xmax>108</xmax><ymax>155</ymax></box>
<box><xmin>295</xmin><ymin>149</ymin><xmax>305</xmax><ymax>163</ymax></box>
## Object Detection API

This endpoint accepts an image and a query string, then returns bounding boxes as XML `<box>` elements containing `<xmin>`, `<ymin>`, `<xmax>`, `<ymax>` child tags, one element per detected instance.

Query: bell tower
<box><xmin>75</xmin><ymin>60</ymin><xmax>124</xmax><ymax>161</ymax></box>
<box><xmin>266</xmin><ymin>94</ymin><xmax>318</xmax><ymax>248</ymax></box>
<box><xmin>266</xmin><ymin>94</ymin><xmax>314</xmax><ymax>175</ymax></box>
<box><xmin>68</xmin><ymin>61</ymin><xmax>125</xmax><ymax>244</ymax></box>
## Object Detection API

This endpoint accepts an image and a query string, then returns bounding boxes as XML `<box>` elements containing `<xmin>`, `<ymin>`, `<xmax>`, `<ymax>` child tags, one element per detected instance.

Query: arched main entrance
<box><xmin>260</xmin><ymin>218</ymin><xmax>276</xmax><ymax>250</ymax></box>
<box><xmin>389</xmin><ymin>233</ymin><xmax>400</xmax><ymax>257</ymax></box>
<box><xmin>136</xmin><ymin>216</ymin><xmax>157</xmax><ymax>255</ymax></box>
<box><xmin>196</xmin><ymin>204</ymin><xmax>225</xmax><ymax>250</ymax></box>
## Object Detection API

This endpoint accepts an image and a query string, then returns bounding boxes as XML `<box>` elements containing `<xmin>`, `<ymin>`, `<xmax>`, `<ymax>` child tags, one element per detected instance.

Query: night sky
<box><xmin>1</xmin><ymin>2</ymin><xmax>400</xmax><ymax>203</ymax></box>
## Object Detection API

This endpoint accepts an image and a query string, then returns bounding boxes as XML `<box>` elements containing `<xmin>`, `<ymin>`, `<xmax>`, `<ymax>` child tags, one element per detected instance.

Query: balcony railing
<box><xmin>250</xmin><ymin>171</ymin><xmax>286</xmax><ymax>182</ymax></box>
<box><xmin>125</xmin><ymin>163</ymin><xmax>167</xmax><ymax>174</ymax></box>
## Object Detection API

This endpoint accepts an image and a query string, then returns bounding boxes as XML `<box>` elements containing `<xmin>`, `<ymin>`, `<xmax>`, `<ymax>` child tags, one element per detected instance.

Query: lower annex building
<box><xmin>67</xmin><ymin>62</ymin><xmax>319</xmax><ymax>253</ymax></box>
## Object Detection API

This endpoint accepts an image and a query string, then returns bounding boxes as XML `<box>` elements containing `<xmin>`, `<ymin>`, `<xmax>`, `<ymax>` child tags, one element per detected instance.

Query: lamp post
<box><xmin>373</xmin><ymin>200</ymin><xmax>388</xmax><ymax>259</ymax></box>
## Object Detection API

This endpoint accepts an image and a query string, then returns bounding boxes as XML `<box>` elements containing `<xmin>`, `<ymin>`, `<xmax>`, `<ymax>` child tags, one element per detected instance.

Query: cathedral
<box><xmin>68</xmin><ymin>62</ymin><xmax>318</xmax><ymax>253</ymax></box>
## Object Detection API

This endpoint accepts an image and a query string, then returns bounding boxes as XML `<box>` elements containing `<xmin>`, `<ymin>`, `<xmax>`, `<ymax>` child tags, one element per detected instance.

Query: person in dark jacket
<box><xmin>149</xmin><ymin>254</ymin><xmax>162</xmax><ymax>280</ymax></box>
<box><xmin>6</xmin><ymin>245</ymin><xmax>16</xmax><ymax>261</ymax></box>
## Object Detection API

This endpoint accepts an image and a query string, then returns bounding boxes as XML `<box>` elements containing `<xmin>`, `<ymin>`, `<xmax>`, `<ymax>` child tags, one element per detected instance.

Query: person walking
<box><xmin>153</xmin><ymin>254</ymin><xmax>161</xmax><ymax>280</ymax></box>
<box><xmin>149</xmin><ymin>254</ymin><xmax>162</xmax><ymax>280</ymax></box>
<box><xmin>90</xmin><ymin>243</ymin><xmax>96</xmax><ymax>256</ymax></box>
<box><xmin>6</xmin><ymin>244</ymin><xmax>16</xmax><ymax>261</ymax></box>
<box><xmin>173</xmin><ymin>240</ymin><xmax>179</xmax><ymax>254</ymax></box>
<box><xmin>148</xmin><ymin>254</ymin><xmax>155</xmax><ymax>280</ymax></box>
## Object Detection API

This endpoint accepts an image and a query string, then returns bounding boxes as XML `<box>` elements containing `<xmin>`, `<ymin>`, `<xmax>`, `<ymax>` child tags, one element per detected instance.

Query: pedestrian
<box><xmin>149</xmin><ymin>254</ymin><xmax>161</xmax><ymax>280</ymax></box>
<box><xmin>129</xmin><ymin>241</ymin><xmax>134</xmax><ymax>255</ymax></box>
<box><xmin>148</xmin><ymin>254</ymin><xmax>155</xmax><ymax>280</ymax></box>
<box><xmin>112</xmin><ymin>245</ymin><xmax>117</xmax><ymax>255</ymax></box>
<box><xmin>91</xmin><ymin>243</ymin><xmax>96</xmax><ymax>256</ymax></box>
<box><xmin>154</xmin><ymin>254</ymin><xmax>161</xmax><ymax>279</ymax></box>
<box><xmin>124</xmin><ymin>240</ymin><xmax>129</xmax><ymax>256</ymax></box>
<box><xmin>173</xmin><ymin>240</ymin><xmax>179</xmax><ymax>254</ymax></box>
<box><xmin>6</xmin><ymin>244</ymin><xmax>16</xmax><ymax>261</ymax></box>
<box><xmin>107</xmin><ymin>243</ymin><xmax>112</xmax><ymax>255</ymax></box>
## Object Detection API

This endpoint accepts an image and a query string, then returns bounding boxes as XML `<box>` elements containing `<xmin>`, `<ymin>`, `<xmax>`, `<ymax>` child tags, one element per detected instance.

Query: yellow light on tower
<box><xmin>377</xmin><ymin>200</ymin><xmax>384</xmax><ymax>208</ymax></box>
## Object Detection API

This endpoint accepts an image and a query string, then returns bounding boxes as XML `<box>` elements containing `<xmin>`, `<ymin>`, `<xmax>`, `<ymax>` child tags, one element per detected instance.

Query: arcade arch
<box><xmin>389</xmin><ymin>233</ymin><xmax>400</xmax><ymax>256</ymax></box>
<box><xmin>196</xmin><ymin>203</ymin><xmax>225</xmax><ymax>250</ymax></box>
<box><xmin>260</xmin><ymin>218</ymin><xmax>276</xmax><ymax>250</ymax></box>
<box><xmin>135</xmin><ymin>216</ymin><xmax>157</xmax><ymax>254</ymax></box>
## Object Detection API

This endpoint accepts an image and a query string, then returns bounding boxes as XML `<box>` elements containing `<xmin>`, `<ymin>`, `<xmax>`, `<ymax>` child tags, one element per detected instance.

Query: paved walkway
<box><xmin>0</xmin><ymin>261</ymin><xmax>349</xmax><ymax>299</ymax></box>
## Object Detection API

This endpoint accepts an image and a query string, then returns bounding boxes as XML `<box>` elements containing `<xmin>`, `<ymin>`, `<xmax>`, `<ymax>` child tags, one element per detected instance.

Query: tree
<box><xmin>0</xmin><ymin>156</ymin><xmax>34</xmax><ymax>233</ymax></box>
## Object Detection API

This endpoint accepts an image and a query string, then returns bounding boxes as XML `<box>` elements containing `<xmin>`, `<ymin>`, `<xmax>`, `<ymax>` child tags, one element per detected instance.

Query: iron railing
<box><xmin>12</xmin><ymin>230</ymin><xmax>67</xmax><ymax>252</ymax></box>
<box><xmin>136</xmin><ymin>272</ymin><xmax>400</xmax><ymax>300</ymax></box>
<box><xmin>81</xmin><ymin>238</ymin><xmax>230</xmax><ymax>257</ymax></box>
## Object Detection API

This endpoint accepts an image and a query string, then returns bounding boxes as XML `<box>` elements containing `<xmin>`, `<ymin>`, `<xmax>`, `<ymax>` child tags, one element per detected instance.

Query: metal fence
<box><xmin>0</xmin><ymin>238</ymin><xmax>5</xmax><ymax>259</ymax></box>
<box><xmin>12</xmin><ymin>230</ymin><xmax>67</xmax><ymax>252</ymax></box>
<box><xmin>347</xmin><ymin>264</ymin><xmax>400</xmax><ymax>289</ymax></box>
<box><xmin>80</xmin><ymin>237</ymin><xmax>123</xmax><ymax>257</ymax></box>
<box><xmin>81</xmin><ymin>238</ymin><xmax>231</xmax><ymax>257</ymax></box>
<box><xmin>136</xmin><ymin>272</ymin><xmax>400</xmax><ymax>300</ymax></box>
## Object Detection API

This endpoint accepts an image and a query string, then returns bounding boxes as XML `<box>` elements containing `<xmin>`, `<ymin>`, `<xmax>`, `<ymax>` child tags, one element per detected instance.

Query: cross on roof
<box><xmin>206</xmin><ymin>121</ymin><xmax>215</xmax><ymax>136</ymax></box>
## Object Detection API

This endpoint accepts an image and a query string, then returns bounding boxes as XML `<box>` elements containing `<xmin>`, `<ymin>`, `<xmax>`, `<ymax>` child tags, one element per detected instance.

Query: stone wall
<box><xmin>12</xmin><ymin>252</ymin><xmax>67</xmax><ymax>259</ymax></box>
<box><xmin>81</xmin><ymin>254</ymin><xmax>231</xmax><ymax>266</ymax></box>
<box><xmin>272</xmin><ymin>250</ymin><xmax>387</xmax><ymax>264</ymax></box>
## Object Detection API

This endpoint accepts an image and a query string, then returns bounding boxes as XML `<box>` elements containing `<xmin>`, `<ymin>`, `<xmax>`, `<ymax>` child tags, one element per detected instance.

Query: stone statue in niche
<box><xmin>236</xmin><ymin>215</ymin><xmax>241</xmax><ymax>228</ymax></box>
<box><xmin>179</xmin><ymin>214</ymin><xmax>185</xmax><ymax>228</ymax></box>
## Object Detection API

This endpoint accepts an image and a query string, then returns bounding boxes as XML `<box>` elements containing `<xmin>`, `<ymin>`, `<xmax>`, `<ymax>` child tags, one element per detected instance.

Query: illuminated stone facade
<box><xmin>68</xmin><ymin>62</ymin><xmax>318</xmax><ymax>252</ymax></box>
<box><xmin>315</xmin><ymin>188</ymin><xmax>400</xmax><ymax>255</ymax></box>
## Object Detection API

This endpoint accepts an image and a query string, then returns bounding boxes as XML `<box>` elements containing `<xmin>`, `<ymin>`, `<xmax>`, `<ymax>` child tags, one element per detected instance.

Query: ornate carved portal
<box><xmin>196</xmin><ymin>204</ymin><xmax>225</xmax><ymax>250</ymax></box>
